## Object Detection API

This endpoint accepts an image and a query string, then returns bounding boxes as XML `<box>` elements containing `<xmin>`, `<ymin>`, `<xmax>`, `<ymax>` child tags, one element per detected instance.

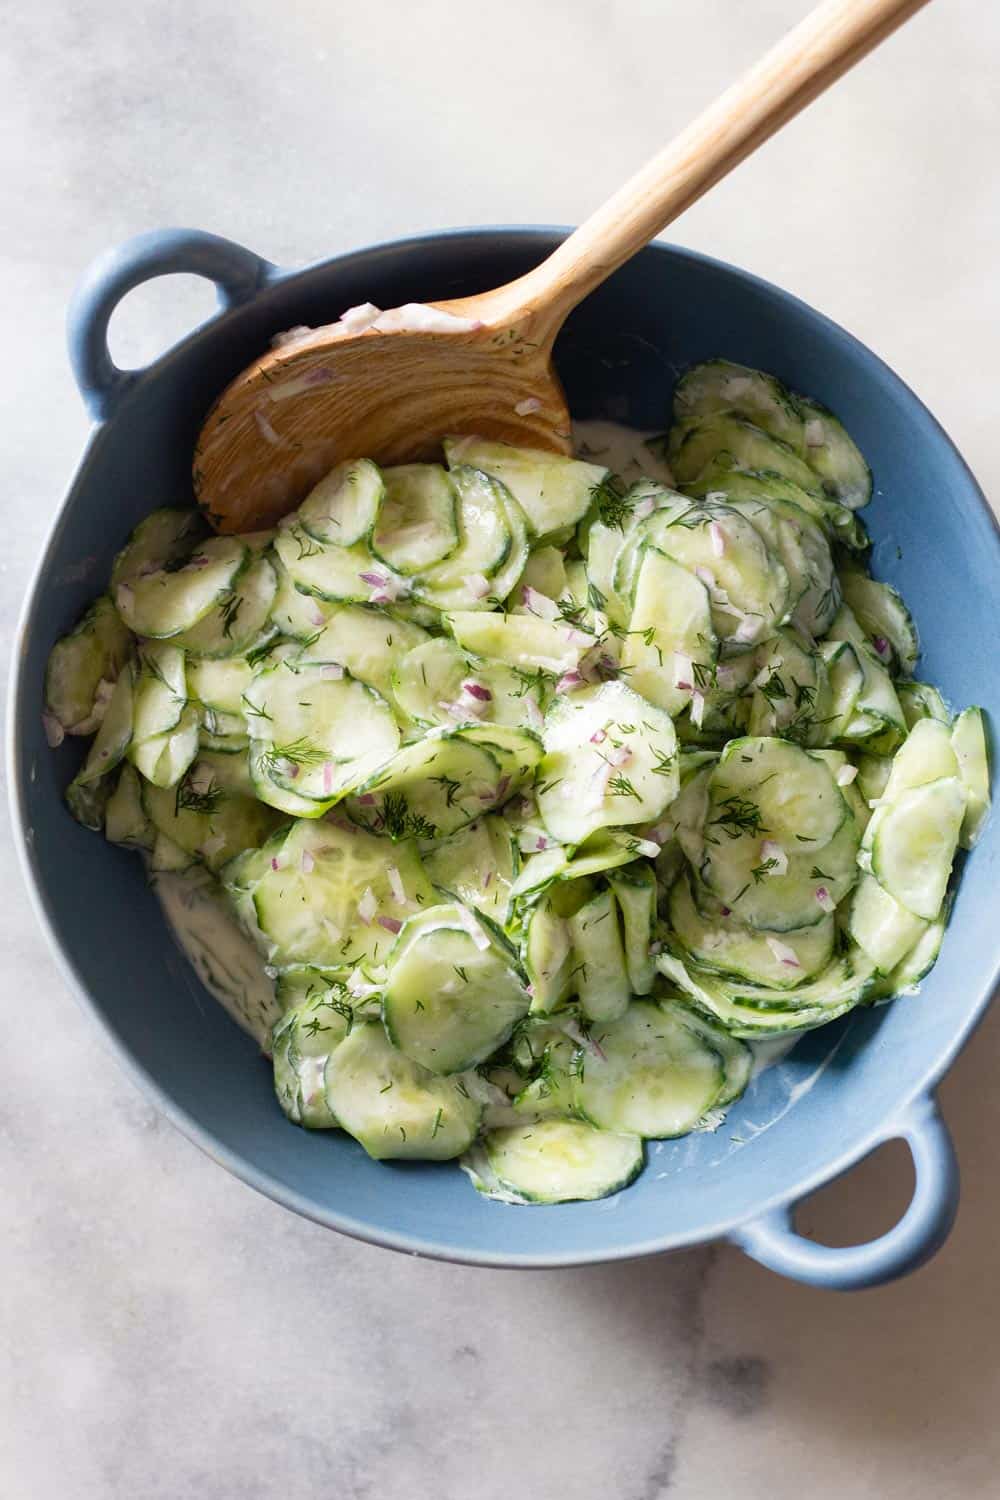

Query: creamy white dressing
<box><xmin>153</xmin><ymin>422</ymin><xmax>793</xmax><ymax>1091</ymax></box>
<box><xmin>153</xmin><ymin>868</ymin><xmax>278</xmax><ymax>1050</ymax></box>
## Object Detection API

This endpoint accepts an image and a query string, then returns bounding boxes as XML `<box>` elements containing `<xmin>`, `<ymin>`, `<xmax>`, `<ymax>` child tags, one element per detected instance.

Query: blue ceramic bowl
<box><xmin>10</xmin><ymin>228</ymin><xmax>999</xmax><ymax>1287</ymax></box>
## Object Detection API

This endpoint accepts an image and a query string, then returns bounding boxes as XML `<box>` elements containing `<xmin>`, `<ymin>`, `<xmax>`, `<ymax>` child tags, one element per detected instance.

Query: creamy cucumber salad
<box><xmin>45</xmin><ymin>360</ymin><xmax>990</xmax><ymax>1205</ymax></box>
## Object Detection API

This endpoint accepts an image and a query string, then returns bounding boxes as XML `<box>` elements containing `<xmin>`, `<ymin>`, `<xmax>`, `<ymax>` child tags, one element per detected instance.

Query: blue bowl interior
<box><xmin>13</xmin><ymin>231</ymin><xmax>1000</xmax><ymax>1264</ymax></box>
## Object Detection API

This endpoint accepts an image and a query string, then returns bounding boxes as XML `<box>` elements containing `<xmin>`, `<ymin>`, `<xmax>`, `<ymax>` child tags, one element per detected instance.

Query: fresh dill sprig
<box><xmin>710</xmin><ymin>795</ymin><xmax>767</xmax><ymax>839</ymax></box>
<box><xmin>175</xmin><ymin>775</ymin><xmax>225</xmax><ymax>817</ymax></box>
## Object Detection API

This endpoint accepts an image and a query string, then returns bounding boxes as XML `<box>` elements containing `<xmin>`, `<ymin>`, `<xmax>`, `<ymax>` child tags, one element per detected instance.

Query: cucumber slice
<box><xmin>657</xmin><ymin>949</ymin><xmax>876</xmax><ymax>1038</ymax></box>
<box><xmin>391</xmin><ymin>636</ymin><xmax>549</xmax><ymax>731</ymax></box>
<box><xmin>451</xmin><ymin>723</ymin><xmax>543</xmax><ymax>788</ymax></box>
<box><xmin>668</xmin><ymin>872</ymin><xmax>834</xmax><ymax>986</ymax></box>
<box><xmin>298</xmin><ymin>458</ymin><xmax>384</xmax><ymax>547</ymax></box>
<box><xmin>269</xmin><ymin>554</ymin><xmax>333</xmax><ymax>637</ymax></box>
<box><xmin>952</xmin><ymin>707</ymin><xmax>990</xmax><ymax>849</ymax></box>
<box><xmin>383</xmin><ymin>904</ymin><xmax>529</xmax><ymax>1073</ymax></box>
<box><xmin>251</xmin><ymin>818</ymin><xmax>434</xmax><ymax>971</ymax></box>
<box><xmin>509</xmin><ymin>827</ymin><xmax>660</xmax><ymax>901</ymax></box>
<box><xmin>870</xmin><ymin>913</ymin><xmax>946</xmax><ymax>999</ymax></box>
<box><xmin>371</xmin><ymin>464</ymin><xmax>460</xmax><ymax>574</ymax></box>
<box><xmin>116</xmin><ymin>536</ymin><xmax>248</xmax><ymax>639</ymax></box>
<box><xmin>475</xmin><ymin>1119</ymin><xmax>643</xmax><ymax>1204</ymax></box>
<box><xmin>522</xmin><ymin>896</ymin><xmax>574</xmax><ymax>1014</ymax></box>
<box><xmin>619</xmin><ymin>548</ymin><xmax>715</xmax><ymax>714</ymax></box>
<box><xmin>132</xmin><ymin>643</ymin><xmax>187</xmax><ymax>742</ymax></box>
<box><xmin>724</xmin><ymin>495</ymin><xmax>839</xmax><ymax>638</ymax></box>
<box><xmin>142</xmin><ymin>763</ymin><xmax>283</xmax><ymax>872</ymax></box>
<box><xmin>347</xmin><ymin>730</ymin><xmax>506</xmax><ymax>840</ymax></box>
<box><xmin>608</xmin><ymin>863</ymin><xmax>657</xmax><ymax>995</ymax></box>
<box><xmin>583</xmin><ymin>481</ymin><xmax>685</xmax><ymax>626</ymax></box>
<box><xmin>839</xmin><ymin>570</ymin><xmax>919</xmax><ymax>675</ymax></box>
<box><xmin>187</xmin><ymin>655</ymin><xmax>253</xmax><ymax>716</ymax></box>
<box><xmin>698</xmin><ymin>737</ymin><xmax>858</xmax><ymax>931</ymax></box>
<box><xmin>130</xmin><ymin>704</ymin><xmax>201</xmax><ymax>789</ymax></box>
<box><xmin>747</xmin><ymin>629</ymin><xmax>829</xmax><ymax>746</ymax></box>
<box><xmin>856</xmin><ymin>752</ymin><xmax>892</xmax><ymax>805</ymax></box>
<box><xmin>111</xmin><ymin>507</ymin><xmax>208</xmax><ymax>591</ymax></box>
<box><xmin>848</xmin><ymin>872</ymin><xmax>928</xmax><ymax>974</ymax></box>
<box><xmin>573</xmin><ymin>1000</ymin><xmax>724</xmax><ymax>1137</ymax></box>
<box><xmin>897</xmin><ymin>680</ymin><xmax>950</xmax><ymax>730</ymax></box>
<box><xmin>104</xmin><ymin>763</ymin><xmax>154</xmax><ymax>849</ymax></box>
<box><xmin>819</xmin><ymin>640</ymin><xmax>865</xmax><ymax>739</ymax></box>
<box><xmin>149</xmin><ymin>832</ymin><xmax>196</xmax><ymax>872</ymax></box>
<box><xmin>446</xmin><ymin>610</ymin><xmax>595</xmax><ymax>674</ymax></box>
<box><xmin>169</xmin><ymin>554</ymin><xmax>278</xmax><ymax>659</ymax></box>
<box><xmin>244</xmin><ymin>660</ymin><xmax>399</xmax><ymax>806</ymax></box>
<box><xmin>422</xmin><ymin>815</ymin><xmax>517</xmax><ymax>925</ymax></box>
<box><xmin>568</xmin><ymin>886</ymin><xmax>630</xmax><ymax>1023</ymax></box>
<box><xmin>274</xmin><ymin>524</ymin><xmax>405</xmax><ymax>606</ymax></box>
<box><xmin>669</xmin><ymin>1001</ymin><xmax>752</xmax><ymax>1107</ymax></box>
<box><xmin>797</xmin><ymin>397</ymin><xmax>872</xmax><ymax>509</ymax></box>
<box><xmin>444</xmin><ymin>435</ymin><xmax>608</xmax><ymax>539</ymax></box>
<box><xmin>295</xmin><ymin>605</ymin><xmax>429</xmax><ymax>703</ymax></box>
<box><xmin>536</xmin><ymin>681</ymin><xmax>679</xmax><ymax>846</ymax></box>
<box><xmin>271</xmin><ymin>986</ymin><xmax>356</xmax><ymax>1128</ymax></box>
<box><xmin>882</xmin><ymin>718</ymin><xmax>959</xmax><ymax>801</ymax></box>
<box><xmin>70</xmin><ymin>662</ymin><xmax>135</xmax><ymax>793</ymax></box>
<box><xmin>323</xmin><ymin>1020</ymin><xmax>482</xmax><ymax>1160</ymax></box>
<box><xmin>44</xmin><ymin>595</ymin><xmax>133</xmax><ymax>735</ymax></box>
<box><xmin>518</xmin><ymin>545</ymin><xmax>568</xmax><ymax>601</ymax></box>
<box><xmin>411</xmin><ymin>466</ymin><xmax>514</xmax><ymax>609</ymax></box>
<box><xmin>674</xmin><ymin>360</ymin><xmax>804</xmax><ymax>447</ymax></box>
<box><xmin>668</xmin><ymin>413</ymin><xmax>823</xmax><ymax>497</ymax></box>
<box><xmin>866</xmin><ymin>776</ymin><xmax>966</xmax><ymax>919</ymax></box>
<box><xmin>682</xmin><ymin>458</ymin><xmax>866</xmax><ymax>552</ymax></box>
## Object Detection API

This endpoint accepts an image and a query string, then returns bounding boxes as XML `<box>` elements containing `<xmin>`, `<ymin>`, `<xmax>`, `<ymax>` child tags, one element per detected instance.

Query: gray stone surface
<box><xmin>3</xmin><ymin>2</ymin><xmax>998</xmax><ymax>1495</ymax></box>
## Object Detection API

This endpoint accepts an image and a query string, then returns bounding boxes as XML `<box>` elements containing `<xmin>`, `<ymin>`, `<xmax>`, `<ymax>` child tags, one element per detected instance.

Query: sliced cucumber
<box><xmin>839</xmin><ymin>570</ymin><xmax>918</xmax><ymax>675</ymax></box>
<box><xmin>422</xmin><ymin>815</ymin><xmax>517</xmax><ymax>924</ymax></box>
<box><xmin>411</xmin><ymin>466</ymin><xmax>519</xmax><ymax>610</ymax></box>
<box><xmin>574</xmin><ymin>1000</ymin><xmax>724</xmax><ymax>1137</ymax></box>
<box><xmin>668</xmin><ymin>412</ymin><xmax>823</xmax><ymax>498</ymax></box>
<box><xmin>116</xmin><ymin>536</ymin><xmax>248</xmax><ymax>639</ymax></box>
<box><xmin>274</xmin><ymin>523</ymin><xmax>403</xmax><ymax>606</ymax></box>
<box><xmin>347</xmin><ymin>729</ymin><xmax>507</xmax><ymax>840</ymax></box>
<box><xmin>447</xmin><ymin>610</ymin><xmax>595</xmax><ymax>675</ymax></box>
<box><xmin>619</xmin><ymin>548</ymin><xmax>715</xmax><ymax>715</ymax></box>
<box><xmin>746</xmin><ymin>629</ymin><xmax>829</xmax><ymax>746</ymax></box>
<box><xmin>295</xmin><ymin>605</ymin><xmax>428</xmax><ymax>703</ymax></box>
<box><xmin>187</xmin><ymin>655</ymin><xmax>253</xmax><ymax>717</ymax></box>
<box><xmin>44</xmin><ymin>595</ymin><xmax>132</xmax><ymax>735</ymax></box>
<box><xmin>129</xmin><ymin>704</ymin><xmax>201</xmax><ymax>789</ymax></box>
<box><xmin>952</xmin><ymin>707</ymin><xmax>990</xmax><ymax>849</ymax></box>
<box><xmin>169</xmin><ymin>553</ymin><xmax>278</xmax><ymax>659</ymax></box>
<box><xmin>536</xmin><ymin>681</ymin><xmax>679</xmax><ymax>846</ymax></box>
<box><xmin>444</xmin><ymin>435</ymin><xmax>608</xmax><ymax>539</ymax></box>
<box><xmin>518</xmin><ymin>545</ymin><xmax>568</xmax><ymax>601</ymax></box>
<box><xmin>104</xmin><ymin>762</ymin><xmax>154</xmax><ymax>849</ymax></box>
<box><xmin>668</xmin><ymin>871</ymin><xmax>834</xmax><ymax>986</ymax></box>
<box><xmin>243</xmin><ymin>659</ymin><xmax>399</xmax><ymax>807</ymax></box>
<box><xmin>391</xmin><ymin>636</ymin><xmax>549</xmax><ymax>731</ymax></box>
<box><xmin>522</xmin><ymin>895</ymin><xmax>574</xmax><ymax>1014</ymax></box>
<box><xmin>797</xmin><ymin>397</ymin><xmax>872</xmax><ymax>509</ymax></box>
<box><xmin>269</xmin><ymin>554</ymin><xmax>333</xmax><ymax>637</ymax></box>
<box><xmin>657</xmin><ymin>949</ymin><xmax>876</xmax><ymax>1038</ymax></box>
<box><xmin>898</xmin><ymin>680</ymin><xmax>950</xmax><ymax>730</ymax></box>
<box><xmin>251</xmin><ymin>818</ymin><xmax>434</xmax><ymax>971</ymax></box>
<box><xmin>608</xmin><ymin>863</ymin><xmax>657</xmax><ymax>995</ymax></box>
<box><xmin>111</xmin><ymin>507</ymin><xmax>208</xmax><ymax>591</ymax></box>
<box><xmin>272</xmin><ymin>985</ymin><xmax>356</xmax><ymax>1128</ymax></box>
<box><xmin>673</xmin><ymin>359</ymin><xmax>804</xmax><ymax>447</ymax></box>
<box><xmin>866</xmin><ymin>776</ymin><xmax>966</xmax><ymax>919</ymax></box>
<box><xmin>372</xmin><ymin>464</ymin><xmax>459</xmax><ymax>574</ymax></box>
<box><xmin>142</xmin><ymin>764</ymin><xmax>283</xmax><ymax>872</ymax></box>
<box><xmin>323</xmin><ymin>1020</ymin><xmax>482</xmax><ymax>1160</ymax></box>
<box><xmin>70</xmin><ymin>662</ymin><xmax>135</xmax><ymax>793</ymax></box>
<box><xmin>882</xmin><ymin>718</ymin><xmax>959</xmax><ymax>801</ymax></box>
<box><xmin>132</xmin><ymin>643</ymin><xmax>187</xmax><ymax>742</ymax></box>
<box><xmin>475</xmin><ymin>1120</ymin><xmax>643</xmax><ymax>1204</ymax></box>
<box><xmin>848</xmin><ymin>872</ymin><xmax>928</xmax><ymax>974</ymax></box>
<box><xmin>567</xmin><ymin>886</ymin><xmax>630</xmax><ymax>1023</ymax></box>
<box><xmin>383</xmin><ymin>904</ymin><xmax>529</xmax><ymax>1073</ymax></box>
<box><xmin>682</xmin><ymin>457</ymin><xmax>866</xmax><ymax>551</ymax></box>
<box><xmin>298</xmin><ymin>458</ymin><xmax>384</xmax><ymax>547</ymax></box>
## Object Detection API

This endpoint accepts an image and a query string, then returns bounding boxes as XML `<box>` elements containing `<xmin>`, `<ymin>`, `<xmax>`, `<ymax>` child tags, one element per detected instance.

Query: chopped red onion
<box><xmin>720</xmin><ymin>906</ymin><xmax>731</xmax><ymax>917</ymax></box>
<box><xmin>836</xmin><ymin>764</ymin><xmax>858</xmax><ymax>786</ymax></box>
<box><xmin>709</xmin><ymin>521</ymin><xmax>727</xmax><ymax>557</ymax></box>
<box><xmin>521</xmin><ymin>585</ymin><xmax>559</xmax><ymax>621</ymax></box>
<box><xmin>872</xmin><ymin>636</ymin><xmax>891</xmax><ymax>660</ymax></box>
<box><xmin>461</xmin><ymin>680</ymin><xmax>492</xmax><ymax>703</ymax></box>
<box><xmin>673</xmin><ymin>652</ymin><xmax>694</xmax><ymax>691</ymax></box>
<box><xmin>766</xmin><ymin>936</ymin><xmax>802</xmax><ymax>968</ymax></box>
<box><xmin>524</xmin><ymin>983</ymin><xmax>535</xmax><ymax>998</ymax></box>
<box><xmin>372</xmin><ymin>303</ymin><xmax>483</xmax><ymax>334</ymax></box>
<box><xmin>320</xmin><ymin>663</ymin><xmax>344</xmax><ymax>679</ymax></box>
<box><xmin>464</xmin><ymin>573</ymin><xmax>491</xmax><ymax>600</ymax></box>
<box><xmin>691</xmin><ymin>690</ymin><xmax>706</xmax><ymax>728</ymax></box>
<box><xmin>310</xmin><ymin>607</ymin><xmax>327</xmax><ymax>627</ymax></box>
<box><xmin>633</xmin><ymin>495</ymin><xmax>656</xmax><ymax>519</ymax></box>
<box><xmin>339</xmin><ymin>302</ymin><xmax>382</xmax><ymax>333</ymax></box>
<box><xmin>253</xmin><ymin>409</ymin><xmax>284</xmax><ymax>447</ymax></box>
<box><xmin>590</xmin><ymin>728</ymin><xmax>607</xmax><ymax>745</ymax></box>
<box><xmin>358</xmin><ymin>791</ymin><xmax>376</xmax><ymax>807</ymax></box>
<box><xmin>515</xmin><ymin>397</ymin><xmax>542</xmax><ymax>416</ymax></box>
<box><xmin>377</xmin><ymin>915</ymin><xmax>403</xmax><ymax>935</ymax></box>
<box><xmin>815</xmin><ymin>886</ymin><xmax>836</xmax><ymax>913</ymax></box>
<box><xmin>357</xmin><ymin>886</ymin><xmax>377</xmax><ymax>925</ymax></box>
<box><xmin>300</xmin><ymin>849</ymin><xmax>315</xmax><ymax>874</ymax></box>
<box><xmin>270</xmin><ymin>857</ymin><xmax>280</xmax><ymax>871</ymax></box>
<box><xmin>608</xmin><ymin>745</ymin><xmax>632</xmax><ymax>768</ymax></box>
<box><xmin>387</xmin><ymin>864</ymin><xmax>407</xmax><ymax>905</ymax></box>
<box><xmin>304</xmin><ymin>365</ymin><xmax>334</xmax><ymax>386</ymax></box>
<box><xmin>804</xmin><ymin>417</ymin><xmax>826</xmax><ymax>448</ymax></box>
<box><xmin>495</xmin><ymin>775</ymin><xmax>511</xmax><ymax>801</ymax></box>
<box><xmin>556</xmin><ymin>670</ymin><xmax>584</xmax><ymax>694</ymax></box>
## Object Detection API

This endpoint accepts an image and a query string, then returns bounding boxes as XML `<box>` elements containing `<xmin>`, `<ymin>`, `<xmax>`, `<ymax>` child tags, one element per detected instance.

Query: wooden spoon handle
<box><xmin>496</xmin><ymin>0</ymin><xmax>930</xmax><ymax>333</ymax></box>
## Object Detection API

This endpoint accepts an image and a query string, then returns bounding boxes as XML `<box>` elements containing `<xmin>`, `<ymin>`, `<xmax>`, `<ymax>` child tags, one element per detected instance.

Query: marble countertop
<box><xmin>4</xmin><ymin>2</ymin><xmax>999</xmax><ymax>1494</ymax></box>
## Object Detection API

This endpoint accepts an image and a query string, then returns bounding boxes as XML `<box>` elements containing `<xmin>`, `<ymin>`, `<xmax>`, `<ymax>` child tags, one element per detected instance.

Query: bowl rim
<box><xmin>9</xmin><ymin>224</ymin><xmax>1000</xmax><ymax>1267</ymax></box>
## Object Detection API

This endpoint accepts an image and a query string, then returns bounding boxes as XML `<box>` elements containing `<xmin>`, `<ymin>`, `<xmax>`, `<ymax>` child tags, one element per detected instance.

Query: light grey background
<box><xmin>3</xmin><ymin>2</ymin><xmax>998</xmax><ymax>1496</ymax></box>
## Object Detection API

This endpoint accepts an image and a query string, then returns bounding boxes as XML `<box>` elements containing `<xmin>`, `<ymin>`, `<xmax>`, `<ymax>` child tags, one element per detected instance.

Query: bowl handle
<box><xmin>729</xmin><ymin>1091</ymin><xmax>958</xmax><ymax>1290</ymax></box>
<box><xmin>67</xmin><ymin>228</ymin><xmax>276</xmax><ymax>421</ymax></box>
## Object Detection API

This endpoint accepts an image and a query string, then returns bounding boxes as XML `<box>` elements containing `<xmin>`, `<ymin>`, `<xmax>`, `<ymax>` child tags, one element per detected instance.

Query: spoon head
<box><xmin>194</xmin><ymin>314</ymin><xmax>572</xmax><ymax>532</ymax></box>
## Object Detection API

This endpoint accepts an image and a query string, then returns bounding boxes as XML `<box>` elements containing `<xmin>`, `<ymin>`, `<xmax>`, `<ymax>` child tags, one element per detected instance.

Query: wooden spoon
<box><xmin>195</xmin><ymin>0</ymin><xmax>928</xmax><ymax>533</ymax></box>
